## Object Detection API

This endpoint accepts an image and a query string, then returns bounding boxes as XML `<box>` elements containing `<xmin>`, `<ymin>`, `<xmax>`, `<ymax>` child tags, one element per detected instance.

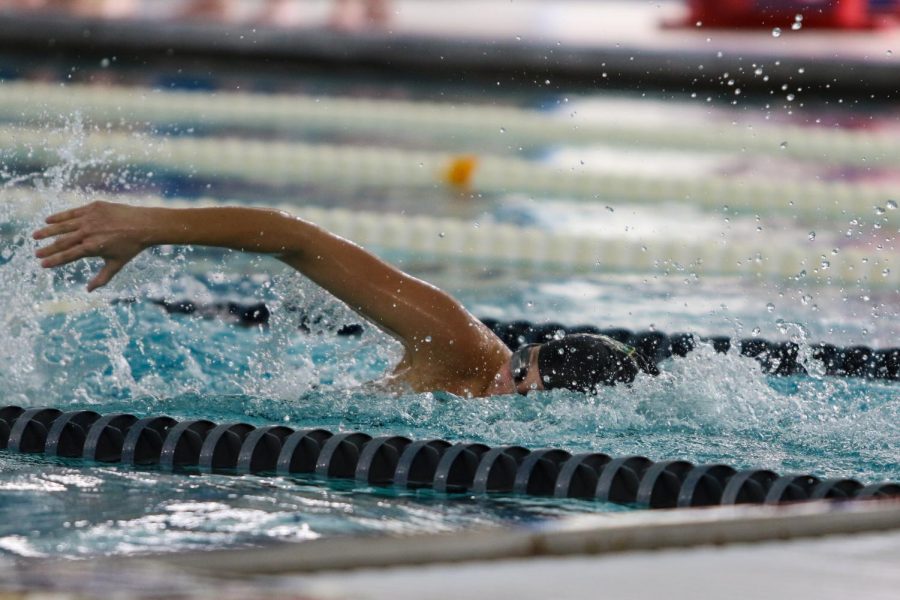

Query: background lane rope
<box><xmin>6</xmin><ymin>190</ymin><xmax>897</xmax><ymax>287</ymax></box>
<box><xmin>2</xmin><ymin>127</ymin><xmax>897</xmax><ymax>226</ymax></box>
<box><xmin>0</xmin><ymin>80</ymin><xmax>897</xmax><ymax>167</ymax></box>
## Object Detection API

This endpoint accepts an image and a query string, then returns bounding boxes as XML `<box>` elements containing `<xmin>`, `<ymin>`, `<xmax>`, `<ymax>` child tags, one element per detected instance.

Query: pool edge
<box><xmin>115</xmin><ymin>498</ymin><xmax>900</xmax><ymax>577</ymax></box>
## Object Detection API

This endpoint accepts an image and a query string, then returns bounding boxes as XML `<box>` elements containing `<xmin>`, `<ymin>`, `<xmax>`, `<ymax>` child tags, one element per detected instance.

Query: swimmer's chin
<box><xmin>483</xmin><ymin>363</ymin><xmax>516</xmax><ymax>397</ymax></box>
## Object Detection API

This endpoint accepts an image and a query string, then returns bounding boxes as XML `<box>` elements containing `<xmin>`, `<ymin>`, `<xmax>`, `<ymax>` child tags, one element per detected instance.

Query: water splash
<box><xmin>229</xmin><ymin>340</ymin><xmax>898</xmax><ymax>482</ymax></box>
<box><xmin>0</xmin><ymin>123</ymin><xmax>393</xmax><ymax>408</ymax></box>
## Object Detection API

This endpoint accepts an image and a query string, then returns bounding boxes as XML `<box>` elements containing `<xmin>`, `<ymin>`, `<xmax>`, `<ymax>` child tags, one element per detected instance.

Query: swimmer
<box><xmin>32</xmin><ymin>201</ymin><xmax>653</xmax><ymax>397</ymax></box>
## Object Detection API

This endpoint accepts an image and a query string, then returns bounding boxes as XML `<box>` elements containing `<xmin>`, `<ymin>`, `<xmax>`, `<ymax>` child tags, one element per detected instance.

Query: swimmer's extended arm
<box><xmin>33</xmin><ymin>202</ymin><xmax>501</xmax><ymax>373</ymax></box>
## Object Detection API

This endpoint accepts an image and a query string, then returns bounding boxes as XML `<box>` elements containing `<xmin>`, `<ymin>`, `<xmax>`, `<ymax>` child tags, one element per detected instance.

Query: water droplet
<box><xmin>887</xmin><ymin>49</ymin><xmax>893</xmax><ymax>56</ymax></box>
<box><xmin>887</xmin><ymin>200</ymin><xmax>897</xmax><ymax>210</ymax></box>
<box><xmin>100</xmin><ymin>58</ymin><xmax>110</xmax><ymax>68</ymax></box>
<box><xmin>424</xmin><ymin>336</ymin><xmax>432</xmax><ymax>343</ymax></box>
<box><xmin>544</xmin><ymin>79</ymin><xmax>551</xmax><ymax>85</ymax></box>
<box><xmin>438</xmin><ymin>232</ymin><xmax>446</xmax><ymax>238</ymax></box>
<box><xmin>875</xmin><ymin>206</ymin><xmax>886</xmax><ymax>215</ymax></box>
<box><xmin>515</xmin><ymin>35</ymin><xmax>521</xmax><ymax>41</ymax></box>
<box><xmin>754</xmin><ymin>67</ymin><xmax>763</xmax><ymax>75</ymax></box>
<box><xmin>791</xmin><ymin>21</ymin><xmax>802</xmax><ymax>30</ymax></box>
<box><xmin>605</xmin><ymin>206</ymin><xmax>614</xmax><ymax>213</ymax></box>
<box><xmin>696</xmin><ymin>20</ymin><xmax>702</xmax><ymax>27</ymax></box>
<box><xmin>883</xmin><ymin>268</ymin><xmax>891</xmax><ymax>277</ymax></box>
<box><xmin>820</xmin><ymin>260</ymin><xmax>831</xmax><ymax>270</ymax></box>
<box><xmin>772</xmin><ymin>27</ymin><xmax>782</xmax><ymax>37</ymax></box>
<box><xmin>473</xmin><ymin>222</ymin><xmax>480</xmax><ymax>229</ymax></box>
<box><xmin>766</xmin><ymin>302</ymin><xmax>775</xmax><ymax>312</ymax></box>
<box><xmin>499</xmin><ymin>127</ymin><xmax>506</xmax><ymax>134</ymax></box>
<box><xmin>801</xmin><ymin>294</ymin><xmax>812</xmax><ymax>305</ymax></box>
<box><xmin>780</xmin><ymin>141</ymin><xmax>788</xmax><ymax>149</ymax></box>
<box><xmin>786</xmin><ymin>93</ymin><xmax>795</xmax><ymax>101</ymax></box>
<box><xmin>808</xmin><ymin>231</ymin><xmax>816</xmax><ymax>241</ymax></box>
<box><xmin>752</xmin><ymin>327</ymin><xmax>761</xmax><ymax>336</ymax></box>
<box><xmin>797</xmin><ymin>67</ymin><xmax>805</xmax><ymax>74</ymax></box>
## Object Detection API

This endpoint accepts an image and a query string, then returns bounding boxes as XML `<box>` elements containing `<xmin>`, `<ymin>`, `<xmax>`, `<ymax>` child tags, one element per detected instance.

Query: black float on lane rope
<box><xmin>140</xmin><ymin>299</ymin><xmax>900</xmax><ymax>381</ymax></box>
<box><xmin>1</xmin><ymin>406</ymin><xmax>897</xmax><ymax>510</ymax></box>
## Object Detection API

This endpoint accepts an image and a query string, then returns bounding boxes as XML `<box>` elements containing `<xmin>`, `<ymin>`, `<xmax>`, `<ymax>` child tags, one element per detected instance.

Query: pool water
<box><xmin>0</xmin><ymin>251</ymin><xmax>896</xmax><ymax>557</ymax></box>
<box><xmin>0</xmin><ymin>68</ymin><xmax>898</xmax><ymax>558</ymax></box>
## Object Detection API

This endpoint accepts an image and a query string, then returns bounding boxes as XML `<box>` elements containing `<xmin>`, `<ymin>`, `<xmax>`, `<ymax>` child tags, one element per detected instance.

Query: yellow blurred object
<box><xmin>444</xmin><ymin>155</ymin><xmax>478</xmax><ymax>189</ymax></box>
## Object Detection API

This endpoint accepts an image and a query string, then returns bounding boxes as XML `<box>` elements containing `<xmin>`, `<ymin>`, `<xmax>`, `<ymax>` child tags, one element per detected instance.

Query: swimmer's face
<box><xmin>510</xmin><ymin>344</ymin><xmax>545</xmax><ymax>395</ymax></box>
<box><xmin>489</xmin><ymin>344</ymin><xmax>545</xmax><ymax>396</ymax></box>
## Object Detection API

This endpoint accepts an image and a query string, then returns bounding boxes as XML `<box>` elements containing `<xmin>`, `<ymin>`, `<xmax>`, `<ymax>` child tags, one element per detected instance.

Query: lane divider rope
<box><xmin>0</xmin><ymin>80</ymin><xmax>897</xmax><ymax>168</ymax></box>
<box><xmin>2</xmin><ymin>126</ymin><xmax>898</xmax><ymax>225</ymax></box>
<box><xmin>5</xmin><ymin>190</ymin><xmax>898</xmax><ymax>287</ymax></box>
<box><xmin>1</xmin><ymin>406</ymin><xmax>897</xmax><ymax>509</ymax></box>
<box><xmin>135</xmin><ymin>298</ymin><xmax>900</xmax><ymax>381</ymax></box>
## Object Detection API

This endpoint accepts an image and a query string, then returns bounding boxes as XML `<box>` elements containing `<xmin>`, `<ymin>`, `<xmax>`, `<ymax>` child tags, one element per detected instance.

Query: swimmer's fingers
<box><xmin>44</xmin><ymin>205</ymin><xmax>88</xmax><ymax>225</ymax></box>
<box><xmin>34</xmin><ymin>232</ymin><xmax>83</xmax><ymax>259</ymax></box>
<box><xmin>32</xmin><ymin>219</ymin><xmax>81</xmax><ymax>241</ymax></box>
<box><xmin>38</xmin><ymin>243</ymin><xmax>93</xmax><ymax>269</ymax></box>
<box><xmin>87</xmin><ymin>259</ymin><xmax>125</xmax><ymax>292</ymax></box>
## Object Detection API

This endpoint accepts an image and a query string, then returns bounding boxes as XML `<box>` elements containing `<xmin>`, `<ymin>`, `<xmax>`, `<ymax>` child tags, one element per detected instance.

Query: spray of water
<box><xmin>0</xmin><ymin>121</ymin><xmax>393</xmax><ymax>409</ymax></box>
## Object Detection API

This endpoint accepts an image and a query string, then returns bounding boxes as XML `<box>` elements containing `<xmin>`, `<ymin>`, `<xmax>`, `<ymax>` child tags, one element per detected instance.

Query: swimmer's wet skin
<box><xmin>32</xmin><ymin>201</ymin><xmax>652</xmax><ymax>397</ymax></box>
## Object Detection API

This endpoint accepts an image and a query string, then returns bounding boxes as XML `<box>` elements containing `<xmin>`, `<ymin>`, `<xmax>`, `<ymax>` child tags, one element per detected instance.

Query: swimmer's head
<box><xmin>509</xmin><ymin>333</ymin><xmax>656</xmax><ymax>395</ymax></box>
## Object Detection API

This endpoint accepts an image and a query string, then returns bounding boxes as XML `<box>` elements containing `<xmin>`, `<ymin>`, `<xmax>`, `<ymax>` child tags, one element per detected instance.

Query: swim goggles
<box><xmin>510</xmin><ymin>343</ymin><xmax>540</xmax><ymax>386</ymax></box>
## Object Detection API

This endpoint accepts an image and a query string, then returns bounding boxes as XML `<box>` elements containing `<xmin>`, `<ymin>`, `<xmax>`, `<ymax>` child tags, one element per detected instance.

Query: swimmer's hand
<box><xmin>33</xmin><ymin>201</ymin><xmax>150</xmax><ymax>292</ymax></box>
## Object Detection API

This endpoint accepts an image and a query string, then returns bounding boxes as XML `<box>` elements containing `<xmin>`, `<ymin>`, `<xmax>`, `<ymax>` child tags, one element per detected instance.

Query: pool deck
<box><xmin>6</xmin><ymin>499</ymin><xmax>899</xmax><ymax>598</ymax></box>
<box><xmin>0</xmin><ymin>0</ymin><xmax>898</xmax><ymax>93</ymax></box>
<box><xmin>293</xmin><ymin>529</ymin><xmax>900</xmax><ymax>600</ymax></box>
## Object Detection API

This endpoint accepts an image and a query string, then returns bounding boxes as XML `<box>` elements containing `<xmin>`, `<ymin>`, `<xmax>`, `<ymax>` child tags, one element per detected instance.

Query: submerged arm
<box><xmin>33</xmin><ymin>202</ymin><xmax>499</xmax><ymax>371</ymax></box>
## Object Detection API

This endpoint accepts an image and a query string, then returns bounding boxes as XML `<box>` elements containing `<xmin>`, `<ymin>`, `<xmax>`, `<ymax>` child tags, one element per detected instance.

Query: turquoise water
<box><xmin>0</xmin><ymin>245</ymin><xmax>897</xmax><ymax>557</ymax></box>
<box><xmin>0</xmin><ymin>70</ymin><xmax>898</xmax><ymax>557</ymax></box>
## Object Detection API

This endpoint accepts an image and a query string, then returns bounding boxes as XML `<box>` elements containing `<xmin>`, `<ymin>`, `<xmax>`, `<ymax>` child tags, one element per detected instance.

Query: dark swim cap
<box><xmin>537</xmin><ymin>333</ymin><xmax>655</xmax><ymax>392</ymax></box>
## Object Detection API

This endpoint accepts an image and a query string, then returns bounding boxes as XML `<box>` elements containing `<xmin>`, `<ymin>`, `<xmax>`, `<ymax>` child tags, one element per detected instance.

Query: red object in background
<box><xmin>686</xmin><ymin>0</ymin><xmax>895</xmax><ymax>29</ymax></box>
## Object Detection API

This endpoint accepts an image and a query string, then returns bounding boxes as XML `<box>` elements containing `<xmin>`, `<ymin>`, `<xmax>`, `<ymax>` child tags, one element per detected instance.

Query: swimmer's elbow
<box><xmin>271</xmin><ymin>214</ymin><xmax>321</xmax><ymax>262</ymax></box>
